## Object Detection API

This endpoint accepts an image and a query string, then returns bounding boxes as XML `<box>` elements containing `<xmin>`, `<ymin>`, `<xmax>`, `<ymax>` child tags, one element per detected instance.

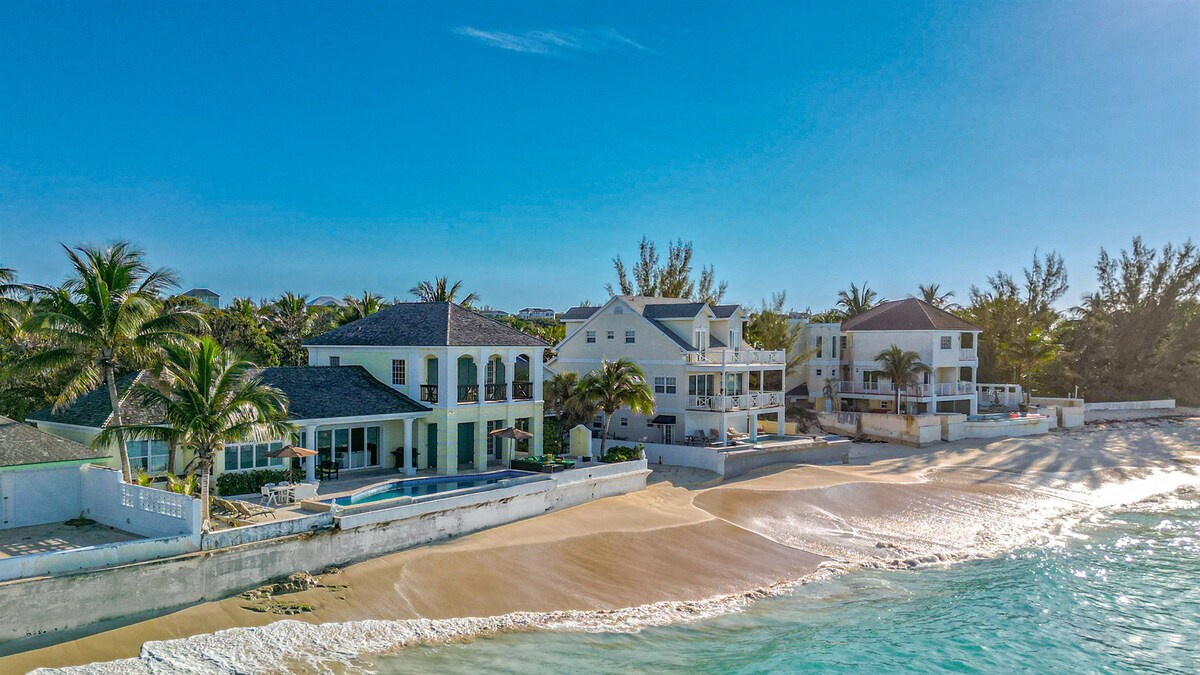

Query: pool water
<box><xmin>325</xmin><ymin>470</ymin><xmax>535</xmax><ymax>506</ymax></box>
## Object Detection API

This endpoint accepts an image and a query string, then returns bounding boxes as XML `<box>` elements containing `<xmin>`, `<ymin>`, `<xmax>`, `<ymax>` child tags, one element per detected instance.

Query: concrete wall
<box><xmin>80</xmin><ymin>466</ymin><xmax>201</xmax><ymax>540</ymax></box>
<box><xmin>817</xmin><ymin>411</ymin><xmax>942</xmax><ymax>447</ymax></box>
<box><xmin>1084</xmin><ymin>399</ymin><xmax>1176</xmax><ymax>411</ymax></box>
<box><xmin>1030</xmin><ymin>396</ymin><xmax>1084</xmax><ymax>408</ymax></box>
<box><xmin>722</xmin><ymin>441</ymin><xmax>851</xmax><ymax>478</ymax></box>
<box><xmin>623</xmin><ymin>440</ymin><xmax>726</xmax><ymax>474</ymax></box>
<box><xmin>0</xmin><ymin>534</ymin><xmax>197</xmax><ymax>584</ymax></box>
<box><xmin>0</xmin><ymin>465</ymin><xmax>83</xmax><ymax>530</ymax></box>
<box><xmin>0</xmin><ymin>462</ymin><xmax>649</xmax><ymax>647</ymax></box>
<box><xmin>939</xmin><ymin>413</ymin><xmax>967</xmax><ymax>441</ymax></box>
<box><xmin>200</xmin><ymin>512</ymin><xmax>335</xmax><ymax>550</ymax></box>
<box><xmin>962</xmin><ymin>416</ymin><xmax>1051</xmax><ymax>439</ymax></box>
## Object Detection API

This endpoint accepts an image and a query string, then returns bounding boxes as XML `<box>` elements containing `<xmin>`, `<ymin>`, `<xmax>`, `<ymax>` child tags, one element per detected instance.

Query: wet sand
<box><xmin>6</xmin><ymin>416</ymin><xmax>1199</xmax><ymax>673</ymax></box>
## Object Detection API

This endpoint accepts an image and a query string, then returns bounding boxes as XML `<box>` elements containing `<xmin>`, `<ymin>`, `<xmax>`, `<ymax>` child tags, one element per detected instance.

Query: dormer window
<box><xmin>329</xmin><ymin>355</ymin><xmax>340</xmax><ymax>366</ymax></box>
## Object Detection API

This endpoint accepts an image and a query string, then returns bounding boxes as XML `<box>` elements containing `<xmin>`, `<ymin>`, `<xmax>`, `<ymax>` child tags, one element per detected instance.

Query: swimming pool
<box><xmin>321</xmin><ymin>470</ymin><xmax>538</xmax><ymax>507</ymax></box>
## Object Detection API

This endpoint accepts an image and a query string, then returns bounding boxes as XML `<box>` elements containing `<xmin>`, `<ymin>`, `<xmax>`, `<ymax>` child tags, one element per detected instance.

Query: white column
<box><xmin>402</xmin><ymin>417</ymin><xmax>414</xmax><ymax>476</ymax></box>
<box><xmin>776</xmin><ymin>410</ymin><xmax>785</xmax><ymax>435</ymax></box>
<box><xmin>749</xmin><ymin>412</ymin><xmax>758</xmax><ymax>442</ymax></box>
<box><xmin>719</xmin><ymin>412</ymin><xmax>727</xmax><ymax>445</ymax></box>
<box><xmin>532</xmin><ymin>350</ymin><xmax>544</xmax><ymax>401</ymax></box>
<box><xmin>304</xmin><ymin>424</ymin><xmax>318</xmax><ymax>482</ymax></box>
<box><xmin>477</xmin><ymin>351</ymin><xmax>487</xmax><ymax>403</ymax></box>
<box><xmin>929</xmin><ymin>372</ymin><xmax>938</xmax><ymax>416</ymax></box>
<box><xmin>506</xmin><ymin>353</ymin><xmax>516</xmax><ymax>401</ymax></box>
<box><xmin>444</xmin><ymin>351</ymin><xmax>457</xmax><ymax>408</ymax></box>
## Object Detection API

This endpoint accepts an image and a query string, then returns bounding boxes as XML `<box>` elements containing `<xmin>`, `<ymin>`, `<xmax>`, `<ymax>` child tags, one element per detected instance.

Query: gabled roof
<box><xmin>28</xmin><ymin>367</ymin><xmax>428</xmax><ymax>430</ymax></box>
<box><xmin>182</xmin><ymin>288</ymin><xmax>219</xmax><ymax>297</ymax></box>
<box><xmin>1</xmin><ymin>415</ymin><xmax>110</xmax><ymax>468</ymax></box>
<box><xmin>308</xmin><ymin>295</ymin><xmax>345</xmax><ymax>307</ymax></box>
<box><xmin>27</xmin><ymin>371</ymin><xmax>163</xmax><ymax>428</ymax></box>
<box><xmin>711</xmin><ymin>304</ymin><xmax>741</xmax><ymax>319</ymax></box>
<box><xmin>561</xmin><ymin>306</ymin><xmax>600</xmax><ymax>321</ymax></box>
<box><xmin>840</xmin><ymin>298</ymin><xmax>981</xmax><ymax>332</ymax></box>
<box><xmin>305</xmin><ymin>302</ymin><xmax>547</xmax><ymax>348</ymax></box>
<box><xmin>253</xmin><ymin>366</ymin><xmax>428</xmax><ymax>418</ymax></box>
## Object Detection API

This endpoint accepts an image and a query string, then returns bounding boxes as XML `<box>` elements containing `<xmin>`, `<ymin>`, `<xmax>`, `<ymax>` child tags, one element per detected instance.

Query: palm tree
<box><xmin>836</xmin><ymin>282</ymin><xmax>883</xmax><ymax>318</ymax></box>
<box><xmin>915</xmin><ymin>284</ymin><xmax>957</xmax><ymax>310</ymax></box>
<box><xmin>96</xmin><ymin>337</ymin><xmax>291</xmax><ymax>528</ymax></box>
<box><xmin>1004</xmin><ymin>327</ymin><xmax>1059</xmax><ymax>397</ymax></box>
<box><xmin>268</xmin><ymin>292</ymin><xmax>314</xmax><ymax>365</ymax></box>
<box><xmin>15</xmin><ymin>243</ymin><xmax>203</xmax><ymax>481</ymax></box>
<box><xmin>576</xmin><ymin>358</ymin><xmax>655</xmax><ymax>457</ymax></box>
<box><xmin>339</xmin><ymin>291</ymin><xmax>385</xmax><ymax>325</ymax></box>
<box><xmin>874</xmin><ymin>345</ymin><xmax>930</xmax><ymax>414</ymax></box>
<box><xmin>545</xmin><ymin>371</ymin><xmax>595</xmax><ymax>432</ymax></box>
<box><xmin>410</xmin><ymin>277</ymin><xmax>479</xmax><ymax>307</ymax></box>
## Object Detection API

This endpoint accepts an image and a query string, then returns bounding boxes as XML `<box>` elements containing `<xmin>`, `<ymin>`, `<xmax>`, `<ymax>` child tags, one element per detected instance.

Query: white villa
<box><xmin>793</xmin><ymin>298</ymin><xmax>981</xmax><ymax>415</ymax></box>
<box><xmin>516</xmin><ymin>307</ymin><xmax>556</xmax><ymax>320</ymax></box>
<box><xmin>551</xmin><ymin>296</ymin><xmax>787</xmax><ymax>446</ymax></box>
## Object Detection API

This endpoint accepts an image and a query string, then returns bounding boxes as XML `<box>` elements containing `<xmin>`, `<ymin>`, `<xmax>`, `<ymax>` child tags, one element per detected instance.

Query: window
<box><xmin>313</xmin><ymin>424</ymin><xmax>382</xmax><ymax>470</ymax></box>
<box><xmin>647</xmin><ymin>419</ymin><xmax>655</xmax><ymax>428</ymax></box>
<box><xmin>940</xmin><ymin>336</ymin><xmax>952</xmax><ymax>349</ymax></box>
<box><xmin>391</xmin><ymin>359</ymin><xmax>406</xmax><ymax>385</ymax></box>
<box><xmin>223</xmin><ymin>440</ymin><xmax>284</xmax><ymax>472</ymax></box>
<box><xmin>689</xmin><ymin>374</ymin><xmax>715</xmax><ymax>396</ymax></box>
<box><xmin>329</xmin><ymin>355</ymin><xmax>340</xmax><ymax>366</ymax></box>
<box><xmin>586</xmin><ymin>330</ymin><xmax>596</xmax><ymax>343</ymax></box>
<box><xmin>620</xmin><ymin>416</ymin><xmax>628</xmax><ymax>427</ymax></box>
<box><xmin>592</xmin><ymin>414</ymin><xmax>603</xmax><ymax>428</ymax></box>
<box><xmin>816</xmin><ymin>336</ymin><xmax>824</xmax><ymax>358</ymax></box>
<box><xmin>487</xmin><ymin>419</ymin><xmax>503</xmax><ymax>456</ymax></box>
<box><xmin>127</xmin><ymin>440</ymin><xmax>170</xmax><ymax>474</ymax></box>
<box><xmin>625</xmin><ymin>330</ymin><xmax>636</xmax><ymax>343</ymax></box>
<box><xmin>606</xmin><ymin>330</ymin><xmax>615</xmax><ymax>340</ymax></box>
<box><xmin>839</xmin><ymin>336</ymin><xmax>847</xmax><ymax>351</ymax></box>
<box><xmin>831</xmin><ymin>337</ymin><xmax>837</xmax><ymax>358</ymax></box>
<box><xmin>815</xmin><ymin>369</ymin><xmax>823</xmax><ymax>377</ymax></box>
<box><xmin>654</xmin><ymin>376</ymin><xmax>677</xmax><ymax>394</ymax></box>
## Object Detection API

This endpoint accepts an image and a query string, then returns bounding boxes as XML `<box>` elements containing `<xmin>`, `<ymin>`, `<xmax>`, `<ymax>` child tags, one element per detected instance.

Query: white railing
<box><xmin>687</xmin><ymin>391</ymin><xmax>785</xmax><ymax>412</ymax></box>
<box><xmin>837</xmin><ymin>381</ymin><xmax>975</xmax><ymax>397</ymax></box>
<box><xmin>684</xmin><ymin>349</ymin><xmax>785</xmax><ymax>366</ymax></box>
<box><xmin>959</xmin><ymin>348</ymin><xmax>977</xmax><ymax>361</ymax></box>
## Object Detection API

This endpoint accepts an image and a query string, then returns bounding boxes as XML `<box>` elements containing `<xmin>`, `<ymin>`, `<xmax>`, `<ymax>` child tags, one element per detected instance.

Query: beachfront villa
<box><xmin>793</xmin><ymin>298</ymin><xmax>981</xmax><ymax>415</ymax></box>
<box><xmin>27</xmin><ymin>367</ymin><xmax>430</xmax><ymax>482</ymax></box>
<box><xmin>303</xmin><ymin>301</ymin><xmax>549</xmax><ymax>475</ymax></box>
<box><xmin>551</xmin><ymin>296</ymin><xmax>787</xmax><ymax>447</ymax></box>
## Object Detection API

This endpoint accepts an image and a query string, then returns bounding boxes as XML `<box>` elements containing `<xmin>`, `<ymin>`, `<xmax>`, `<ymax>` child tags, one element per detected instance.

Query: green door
<box><xmin>457</xmin><ymin>422</ymin><xmax>475</xmax><ymax>467</ymax></box>
<box><xmin>425</xmin><ymin>423</ymin><xmax>438</xmax><ymax>470</ymax></box>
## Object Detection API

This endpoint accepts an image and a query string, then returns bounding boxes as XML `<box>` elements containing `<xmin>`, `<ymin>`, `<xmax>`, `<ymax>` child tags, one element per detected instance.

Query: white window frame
<box><xmin>940</xmin><ymin>336</ymin><xmax>952</xmax><ymax>350</ymax></box>
<box><xmin>620</xmin><ymin>416</ymin><xmax>628</xmax><ymax>427</ymax></box>
<box><xmin>126</xmin><ymin>439</ymin><xmax>170</xmax><ymax>475</ymax></box>
<box><xmin>329</xmin><ymin>355</ymin><xmax>341</xmax><ymax>366</ymax></box>
<box><xmin>392</xmin><ymin>359</ymin><xmax>406</xmax><ymax>385</ymax></box>
<box><xmin>586</xmin><ymin>330</ymin><xmax>596</xmax><ymax>343</ymax></box>
<box><xmin>606</xmin><ymin>330</ymin><xmax>615</xmax><ymax>340</ymax></box>
<box><xmin>654</xmin><ymin>376</ymin><xmax>677</xmax><ymax>394</ymax></box>
<box><xmin>625</xmin><ymin>330</ymin><xmax>635</xmax><ymax>344</ymax></box>
<box><xmin>223</xmin><ymin>440</ymin><xmax>284</xmax><ymax>473</ymax></box>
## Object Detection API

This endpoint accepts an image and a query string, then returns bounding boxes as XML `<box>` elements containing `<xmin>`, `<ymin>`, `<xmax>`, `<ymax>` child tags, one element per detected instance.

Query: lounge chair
<box><xmin>210</xmin><ymin>498</ymin><xmax>255</xmax><ymax>528</ymax></box>
<box><xmin>727</xmin><ymin>427</ymin><xmax>748</xmax><ymax>440</ymax></box>
<box><xmin>231</xmin><ymin>500</ymin><xmax>276</xmax><ymax>520</ymax></box>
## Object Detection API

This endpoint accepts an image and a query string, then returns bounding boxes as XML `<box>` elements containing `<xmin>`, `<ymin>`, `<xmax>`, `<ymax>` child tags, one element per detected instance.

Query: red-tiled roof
<box><xmin>841</xmin><ymin>298</ymin><xmax>980</xmax><ymax>332</ymax></box>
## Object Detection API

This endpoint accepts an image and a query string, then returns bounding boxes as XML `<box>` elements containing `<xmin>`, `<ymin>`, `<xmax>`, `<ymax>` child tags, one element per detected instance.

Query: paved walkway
<box><xmin>0</xmin><ymin>521</ymin><xmax>141</xmax><ymax>559</ymax></box>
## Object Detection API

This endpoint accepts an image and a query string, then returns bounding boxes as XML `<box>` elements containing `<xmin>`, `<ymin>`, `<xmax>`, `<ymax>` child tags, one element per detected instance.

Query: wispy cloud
<box><xmin>453</xmin><ymin>27</ymin><xmax>647</xmax><ymax>57</ymax></box>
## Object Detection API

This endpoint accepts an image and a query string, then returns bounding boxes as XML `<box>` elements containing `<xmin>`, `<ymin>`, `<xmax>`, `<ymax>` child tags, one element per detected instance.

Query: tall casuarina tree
<box><xmin>576</xmin><ymin>358</ymin><xmax>655</xmax><ymax>458</ymax></box>
<box><xmin>17</xmin><ymin>243</ymin><xmax>203</xmax><ymax>481</ymax></box>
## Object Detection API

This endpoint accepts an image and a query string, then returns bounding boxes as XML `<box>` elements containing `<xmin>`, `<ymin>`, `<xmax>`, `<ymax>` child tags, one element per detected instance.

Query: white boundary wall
<box><xmin>0</xmin><ymin>465</ymin><xmax>83</xmax><ymax>530</ymax></box>
<box><xmin>0</xmin><ymin>461</ymin><xmax>649</xmax><ymax>646</ymax></box>
<box><xmin>1084</xmin><ymin>399</ymin><xmax>1176</xmax><ymax>411</ymax></box>
<box><xmin>80</xmin><ymin>466</ymin><xmax>200</xmax><ymax>540</ymax></box>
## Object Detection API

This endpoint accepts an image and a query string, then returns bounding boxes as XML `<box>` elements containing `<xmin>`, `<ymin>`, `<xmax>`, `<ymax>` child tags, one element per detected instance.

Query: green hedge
<box><xmin>601</xmin><ymin>444</ymin><xmax>643</xmax><ymax>464</ymax></box>
<box><xmin>215</xmin><ymin>467</ymin><xmax>304</xmax><ymax>496</ymax></box>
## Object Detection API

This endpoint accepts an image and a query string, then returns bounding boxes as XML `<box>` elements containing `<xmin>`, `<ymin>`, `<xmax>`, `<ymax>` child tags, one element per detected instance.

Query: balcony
<box><xmin>959</xmin><ymin>348</ymin><xmax>977</xmax><ymax>361</ymax></box>
<box><xmin>484</xmin><ymin>383</ymin><xmax>506</xmax><ymax>402</ymax></box>
<box><xmin>511</xmin><ymin>381</ymin><xmax>533</xmax><ymax>400</ymax></box>
<box><xmin>458</xmin><ymin>384</ymin><xmax>480</xmax><ymax>404</ymax></box>
<box><xmin>684</xmin><ymin>349</ymin><xmax>786</xmax><ymax>367</ymax></box>
<box><xmin>686</xmin><ymin>391</ymin><xmax>784</xmax><ymax>412</ymax></box>
<box><xmin>420</xmin><ymin>384</ymin><xmax>439</xmax><ymax>404</ymax></box>
<box><xmin>835</xmin><ymin>381</ymin><xmax>975</xmax><ymax>397</ymax></box>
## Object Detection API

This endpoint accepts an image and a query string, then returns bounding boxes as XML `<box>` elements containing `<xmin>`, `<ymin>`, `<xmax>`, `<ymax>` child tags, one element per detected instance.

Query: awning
<box><xmin>650</xmin><ymin>414</ymin><xmax>677</xmax><ymax>425</ymax></box>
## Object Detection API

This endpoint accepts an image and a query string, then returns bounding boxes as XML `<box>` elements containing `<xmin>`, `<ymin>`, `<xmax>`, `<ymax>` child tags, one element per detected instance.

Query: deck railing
<box><xmin>484</xmin><ymin>383</ymin><xmax>506</xmax><ymax>401</ymax></box>
<box><xmin>836</xmin><ymin>381</ymin><xmax>975</xmax><ymax>397</ymax></box>
<box><xmin>959</xmin><ymin>348</ymin><xmax>977</xmax><ymax>361</ymax></box>
<box><xmin>457</xmin><ymin>384</ymin><xmax>479</xmax><ymax>403</ymax></box>
<box><xmin>420</xmin><ymin>384</ymin><xmax>438</xmax><ymax>404</ymax></box>
<box><xmin>512</xmin><ymin>381</ymin><xmax>533</xmax><ymax>400</ymax></box>
<box><xmin>686</xmin><ymin>391</ymin><xmax>784</xmax><ymax>412</ymax></box>
<box><xmin>684</xmin><ymin>349</ymin><xmax>786</xmax><ymax>366</ymax></box>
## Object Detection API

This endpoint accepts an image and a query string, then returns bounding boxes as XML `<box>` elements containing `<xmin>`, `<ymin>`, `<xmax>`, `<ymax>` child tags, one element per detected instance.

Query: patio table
<box><xmin>265</xmin><ymin>484</ymin><xmax>295</xmax><ymax>505</ymax></box>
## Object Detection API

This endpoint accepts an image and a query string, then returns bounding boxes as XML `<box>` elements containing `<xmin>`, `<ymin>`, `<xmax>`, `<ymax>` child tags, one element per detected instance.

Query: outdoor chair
<box><xmin>260</xmin><ymin>483</ymin><xmax>276</xmax><ymax>504</ymax></box>
<box><xmin>317</xmin><ymin>460</ymin><xmax>340</xmax><ymax>480</ymax></box>
<box><xmin>291</xmin><ymin>482</ymin><xmax>319</xmax><ymax>501</ymax></box>
<box><xmin>232</xmin><ymin>500</ymin><xmax>276</xmax><ymax>520</ymax></box>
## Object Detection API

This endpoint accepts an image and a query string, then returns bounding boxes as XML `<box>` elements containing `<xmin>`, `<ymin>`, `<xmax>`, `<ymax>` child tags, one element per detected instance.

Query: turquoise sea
<box><xmin>372</xmin><ymin>498</ymin><xmax>1198</xmax><ymax>674</ymax></box>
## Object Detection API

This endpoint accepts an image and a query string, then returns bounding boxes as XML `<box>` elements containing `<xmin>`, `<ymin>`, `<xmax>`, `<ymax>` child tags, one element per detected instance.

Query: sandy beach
<box><xmin>6</xmin><ymin>413</ymin><xmax>1199</xmax><ymax>673</ymax></box>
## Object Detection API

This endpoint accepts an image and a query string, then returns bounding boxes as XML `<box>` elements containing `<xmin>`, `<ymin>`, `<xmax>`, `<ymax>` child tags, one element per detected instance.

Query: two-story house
<box><xmin>794</xmin><ymin>298</ymin><xmax>981</xmax><ymax>415</ymax></box>
<box><xmin>304</xmin><ymin>302</ymin><xmax>548</xmax><ymax>475</ymax></box>
<box><xmin>551</xmin><ymin>296</ymin><xmax>787</xmax><ymax>446</ymax></box>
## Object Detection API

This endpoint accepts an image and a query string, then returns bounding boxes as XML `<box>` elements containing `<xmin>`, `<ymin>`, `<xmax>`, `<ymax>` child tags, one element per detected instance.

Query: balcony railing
<box><xmin>686</xmin><ymin>391</ymin><xmax>784</xmax><ymax>412</ymax></box>
<box><xmin>484</xmin><ymin>383</ymin><xmax>507</xmax><ymax>401</ymax></box>
<box><xmin>420</xmin><ymin>384</ymin><xmax>438</xmax><ymax>404</ymax></box>
<box><xmin>684</xmin><ymin>349</ymin><xmax>786</xmax><ymax>366</ymax></box>
<box><xmin>835</xmin><ymin>381</ymin><xmax>975</xmax><ymax>397</ymax></box>
<box><xmin>457</xmin><ymin>384</ymin><xmax>479</xmax><ymax>403</ymax></box>
<box><xmin>512</xmin><ymin>381</ymin><xmax>533</xmax><ymax>400</ymax></box>
<box><xmin>959</xmin><ymin>348</ymin><xmax>977</xmax><ymax>361</ymax></box>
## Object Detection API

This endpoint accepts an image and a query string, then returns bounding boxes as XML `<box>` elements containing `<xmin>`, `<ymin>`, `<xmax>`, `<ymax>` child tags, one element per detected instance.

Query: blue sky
<box><xmin>1</xmin><ymin>1</ymin><xmax>1197</xmax><ymax>312</ymax></box>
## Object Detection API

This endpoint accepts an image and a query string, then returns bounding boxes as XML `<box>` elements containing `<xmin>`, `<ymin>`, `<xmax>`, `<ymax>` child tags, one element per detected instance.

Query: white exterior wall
<box><xmin>0</xmin><ymin>465</ymin><xmax>84</xmax><ymax>529</ymax></box>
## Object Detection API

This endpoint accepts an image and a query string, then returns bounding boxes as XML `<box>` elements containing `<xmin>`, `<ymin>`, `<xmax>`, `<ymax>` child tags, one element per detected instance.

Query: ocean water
<box><xmin>370</xmin><ymin>497</ymin><xmax>1199</xmax><ymax>674</ymax></box>
<box><xmin>42</xmin><ymin>487</ymin><xmax>1200</xmax><ymax>674</ymax></box>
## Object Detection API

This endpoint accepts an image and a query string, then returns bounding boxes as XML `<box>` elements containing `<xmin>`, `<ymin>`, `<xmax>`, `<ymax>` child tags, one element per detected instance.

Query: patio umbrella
<box><xmin>489</xmin><ymin>427</ymin><xmax>533</xmax><ymax>462</ymax></box>
<box><xmin>266</xmin><ymin>444</ymin><xmax>318</xmax><ymax>476</ymax></box>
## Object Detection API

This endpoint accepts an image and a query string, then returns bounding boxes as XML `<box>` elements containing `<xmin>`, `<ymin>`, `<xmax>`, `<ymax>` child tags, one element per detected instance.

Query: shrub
<box><xmin>215</xmin><ymin>467</ymin><xmax>304</xmax><ymax>496</ymax></box>
<box><xmin>601</xmin><ymin>444</ymin><xmax>643</xmax><ymax>464</ymax></box>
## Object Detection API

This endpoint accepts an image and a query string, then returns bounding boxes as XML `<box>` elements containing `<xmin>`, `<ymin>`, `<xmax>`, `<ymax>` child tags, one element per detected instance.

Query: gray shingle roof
<box><xmin>561</xmin><ymin>306</ymin><xmax>600</xmax><ymax>320</ymax></box>
<box><xmin>841</xmin><ymin>298</ymin><xmax>981</xmax><ymax>332</ymax></box>
<box><xmin>305</xmin><ymin>302</ymin><xmax>547</xmax><ymax>348</ymax></box>
<box><xmin>26</xmin><ymin>371</ymin><xmax>162</xmax><ymax>428</ymax></box>
<box><xmin>254</xmin><ymin>366</ymin><xmax>428</xmax><ymax>419</ymax></box>
<box><xmin>641</xmin><ymin>302</ymin><xmax>707</xmax><ymax>319</ymax></box>
<box><xmin>28</xmin><ymin>367</ymin><xmax>428</xmax><ymax>429</ymax></box>
<box><xmin>1</xmin><ymin>415</ymin><xmax>109</xmax><ymax>468</ymax></box>
<box><xmin>183</xmin><ymin>288</ymin><xmax>219</xmax><ymax>297</ymax></box>
<box><xmin>711</xmin><ymin>304</ymin><xmax>740</xmax><ymax>319</ymax></box>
